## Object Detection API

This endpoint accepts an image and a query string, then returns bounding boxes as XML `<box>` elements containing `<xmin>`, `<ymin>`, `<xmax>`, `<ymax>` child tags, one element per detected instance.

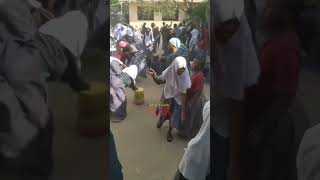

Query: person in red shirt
<box><xmin>243</xmin><ymin>1</ymin><xmax>300</xmax><ymax>180</ymax></box>
<box><xmin>179</xmin><ymin>58</ymin><xmax>207</xmax><ymax>139</ymax></box>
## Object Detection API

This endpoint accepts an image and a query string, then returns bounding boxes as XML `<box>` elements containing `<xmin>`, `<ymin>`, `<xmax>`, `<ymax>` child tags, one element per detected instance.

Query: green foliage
<box><xmin>186</xmin><ymin>0</ymin><xmax>208</xmax><ymax>23</ymax></box>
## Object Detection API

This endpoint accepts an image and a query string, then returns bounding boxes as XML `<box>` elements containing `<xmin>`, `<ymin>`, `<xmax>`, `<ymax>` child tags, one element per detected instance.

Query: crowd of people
<box><xmin>109</xmin><ymin>17</ymin><xmax>210</xmax><ymax>179</ymax></box>
<box><xmin>109</xmin><ymin>19</ymin><xmax>210</xmax><ymax>123</ymax></box>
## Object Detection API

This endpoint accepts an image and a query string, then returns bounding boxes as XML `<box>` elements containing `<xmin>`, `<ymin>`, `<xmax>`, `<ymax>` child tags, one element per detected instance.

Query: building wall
<box><xmin>127</xmin><ymin>3</ymin><xmax>186</xmax><ymax>29</ymax></box>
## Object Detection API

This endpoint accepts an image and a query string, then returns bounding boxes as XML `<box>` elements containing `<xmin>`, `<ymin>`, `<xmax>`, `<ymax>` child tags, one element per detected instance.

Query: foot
<box><xmin>167</xmin><ymin>132</ymin><xmax>173</xmax><ymax>142</ymax></box>
<box><xmin>157</xmin><ymin>116</ymin><xmax>166</xmax><ymax>128</ymax></box>
<box><xmin>157</xmin><ymin>120</ymin><xmax>164</xmax><ymax>128</ymax></box>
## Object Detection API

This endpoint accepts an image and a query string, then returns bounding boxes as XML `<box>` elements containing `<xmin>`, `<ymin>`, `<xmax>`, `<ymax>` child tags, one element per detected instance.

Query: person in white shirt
<box><xmin>174</xmin><ymin>100</ymin><xmax>210</xmax><ymax>180</ymax></box>
<box><xmin>148</xmin><ymin>56</ymin><xmax>191</xmax><ymax>142</ymax></box>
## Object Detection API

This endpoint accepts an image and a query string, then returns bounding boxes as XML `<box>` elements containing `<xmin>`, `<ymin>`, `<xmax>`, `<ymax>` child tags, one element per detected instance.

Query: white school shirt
<box><xmin>179</xmin><ymin>101</ymin><xmax>210</xmax><ymax>180</ymax></box>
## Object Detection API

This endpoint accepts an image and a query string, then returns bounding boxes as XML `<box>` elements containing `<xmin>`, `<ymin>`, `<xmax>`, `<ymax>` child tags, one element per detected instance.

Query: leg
<box><xmin>109</xmin><ymin>132</ymin><xmax>123</xmax><ymax>180</ymax></box>
<box><xmin>167</xmin><ymin>126</ymin><xmax>173</xmax><ymax>142</ymax></box>
<box><xmin>212</xmin><ymin>130</ymin><xmax>229</xmax><ymax>180</ymax></box>
<box><xmin>114</xmin><ymin>98</ymin><xmax>127</xmax><ymax>121</ymax></box>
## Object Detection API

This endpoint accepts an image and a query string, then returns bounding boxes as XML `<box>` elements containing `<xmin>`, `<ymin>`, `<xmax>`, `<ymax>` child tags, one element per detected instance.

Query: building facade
<box><xmin>119</xmin><ymin>0</ymin><xmax>205</xmax><ymax>29</ymax></box>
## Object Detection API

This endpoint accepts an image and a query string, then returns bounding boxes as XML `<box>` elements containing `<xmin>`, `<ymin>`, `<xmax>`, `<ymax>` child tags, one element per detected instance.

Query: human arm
<box><xmin>148</xmin><ymin>69</ymin><xmax>166</xmax><ymax>85</ymax></box>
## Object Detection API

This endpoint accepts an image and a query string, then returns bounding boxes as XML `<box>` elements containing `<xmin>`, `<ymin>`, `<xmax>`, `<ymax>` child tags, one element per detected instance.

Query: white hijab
<box><xmin>213</xmin><ymin>0</ymin><xmax>244</xmax><ymax>23</ymax></box>
<box><xmin>297</xmin><ymin>123</ymin><xmax>320</xmax><ymax>180</ymax></box>
<box><xmin>39</xmin><ymin>11</ymin><xmax>88</xmax><ymax>58</ymax></box>
<box><xmin>122</xmin><ymin>65</ymin><xmax>138</xmax><ymax>84</ymax></box>
<box><xmin>159</xmin><ymin>56</ymin><xmax>191</xmax><ymax>99</ymax></box>
<box><xmin>179</xmin><ymin>100</ymin><xmax>210</xmax><ymax>180</ymax></box>
<box><xmin>213</xmin><ymin>13</ymin><xmax>260</xmax><ymax>101</ymax></box>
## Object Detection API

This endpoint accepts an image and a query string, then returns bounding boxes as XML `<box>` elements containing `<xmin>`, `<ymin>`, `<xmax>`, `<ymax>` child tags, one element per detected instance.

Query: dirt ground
<box><xmin>111</xmin><ymin>74</ymin><xmax>210</xmax><ymax>180</ymax></box>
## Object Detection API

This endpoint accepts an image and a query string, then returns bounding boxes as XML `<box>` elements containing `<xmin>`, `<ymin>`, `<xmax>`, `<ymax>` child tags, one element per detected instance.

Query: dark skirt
<box><xmin>179</xmin><ymin>94</ymin><xmax>207</xmax><ymax>139</ymax></box>
<box><xmin>108</xmin><ymin>132</ymin><xmax>123</xmax><ymax>180</ymax></box>
<box><xmin>14</xmin><ymin>111</ymin><xmax>54</xmax><ymax>178</ymax></box>
<box><xmin>242</xmin><ymin>95</ymin><xmax>297</xmax><ymax>180</ymax></box>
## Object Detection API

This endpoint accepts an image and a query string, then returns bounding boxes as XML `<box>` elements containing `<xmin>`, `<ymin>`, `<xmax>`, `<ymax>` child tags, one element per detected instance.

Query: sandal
<box><xmin>167</xmin><ymin>132</ymin><xmax>173</xmax><ymax>142</ymax></box>
<box><xmin>156</xmin><ymin>117</ymin><xmax>165</xmax><ymax>128</ymax></box>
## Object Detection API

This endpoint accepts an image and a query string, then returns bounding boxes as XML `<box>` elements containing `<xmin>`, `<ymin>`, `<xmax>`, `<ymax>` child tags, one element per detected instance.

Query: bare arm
<box><xmin>151</xmin><ymin>74</ymin><xmax>166</xmax><ymax>85</ymax></box>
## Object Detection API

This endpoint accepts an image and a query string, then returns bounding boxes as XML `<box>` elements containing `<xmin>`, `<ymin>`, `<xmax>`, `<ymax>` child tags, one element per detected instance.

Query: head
<box><xmin>262</xmin><ymin>0</ymin><xmax>295</xmax><ymax>31</ymax></box>
<box><xmin>174</xmin><ymin>57</ymin><xmax>187</xmax><ymax>76</ymax></box>
<box><xmin>151</xmin><ymin>23</ymin><xmax>155</xmax><ymax>28</ymax></box>
<box><xmin>146</xmin><ymin>28</ymin><xmax>151</xmax><ymax>34</ymax></box>
<box><xmin>174</xmin><ymin>24</ymin><xmax>177</xmax><ymax>28</ymax></box>
<box><xmin>191</xmin><ymin>58</ymin><xmax>205</xmax><ymax>71</ymax></box>
<box><xmin>214</xmin><ymin>18</ymin><xmax>240</xmax><ymax>44</ymax></box>
<box><xmin>163</xmin><ymin>22</ymin><xmax>166</xmax><ymax>26</ymax></box>
<box><xmin>168</xmin><ymin>38</ymin><xmax>181</xmax><ymax>53</ymax></box>
<box><xmin>122</xmin><ymin>44</ymin><xmax>135</xmax><ymax>58</ymax></box>
<box><xmin>143</xmin><ymin>23</ymin><xmax>146</xmax><ymax>26</ymax></box>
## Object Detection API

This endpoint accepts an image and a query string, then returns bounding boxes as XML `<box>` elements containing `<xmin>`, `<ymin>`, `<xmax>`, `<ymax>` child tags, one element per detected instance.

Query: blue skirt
<box><xmin>170</xmin><ymin>99</ymin><xmax>182</xmax><ymax>130</ymax></box>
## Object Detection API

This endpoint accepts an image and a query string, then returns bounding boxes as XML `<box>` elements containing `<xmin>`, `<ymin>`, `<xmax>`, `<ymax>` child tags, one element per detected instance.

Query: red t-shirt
<box><xmin>255</xmin><ymin>31</ymin><xmax>300</xmax><ymax>97</ymax></box>
<box><xmin>198</xmin><ymin>29</ymin><xmax>209</xmax><ymax>49</ymax></box>
<box><xmin>113</xmin><ymin>51</ymin><xmax>126</xmax><ymax>63</ymax></box>
<box><xmin>191</xmin><ymin>71</ymin><xmax>205</xmax><ymax>94</ymax></box>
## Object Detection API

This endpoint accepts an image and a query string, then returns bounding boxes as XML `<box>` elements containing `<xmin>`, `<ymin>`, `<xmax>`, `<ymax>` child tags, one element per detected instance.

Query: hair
<box><xmin>193</xmin><ymin>58</ymin><xmax>205</xmax><ymax>70</ymax></box>
<box><xmin>265</xmin><ymin>0</ymin><xmax>297</xmax><ymax>30</ymax></box>
<box><xmin>122</xmin><ymin>44</ymin><xmax>132</xmax><ymax>52</ymax></box>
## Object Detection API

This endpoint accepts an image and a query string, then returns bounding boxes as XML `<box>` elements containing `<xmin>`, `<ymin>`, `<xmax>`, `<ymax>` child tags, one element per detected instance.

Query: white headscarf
<box><xmin>213</xmin><ymin>0</ymin><xmax>244</xmax><ymax>23</ymax></box>
<box><xmin>122</xmin><ymin>65</ymin><xmax>138</xmax><ymax>84</ymax></box>
<box><xmin>39</xmin><ymin>11</ymin><xmax>88</xmax><ymax>58</ymax></box>
<box><xmin>169</xmin><ymin>38</ymin><xmax>181</xmax><ymax>49</ymax></box>
<box><xmin>159</xmin><ymin>56</ymin><xmax>191</xmax><ymax>100</ymax></box>
<box><xmin>179</xmin><ymin>100</ymin><xmax>210</xmax><ymax>180</ymax></box>
<box><xmin>297</xmin><ymin>123</ymin><xmax>320</xmax><ymax>180</ymax></box>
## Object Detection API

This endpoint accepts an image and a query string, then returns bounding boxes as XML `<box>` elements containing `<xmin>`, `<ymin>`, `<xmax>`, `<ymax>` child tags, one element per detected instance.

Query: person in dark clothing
<box><xmin>243</xmin><ymin>1</ymin><xmax>300</xmax><ymax>180</ymax></box>
<box><xmin>141</xmin><ymin>22</ymin><xmax>147</xmax><ymax>36</ymax></box>
<box><xmin>108</xmin><ymin>131</ymin><xmax>123</xmax><ymax>180</ymax></box>
<box><xmin>0</xmin><ymin>1</ymin><xmax>92</xmax><ymax>179</ymax></box>
<box><xmin>153</xmin><ymin>27</ymin><xmax>161</xmax><ymax>53</ymax></box>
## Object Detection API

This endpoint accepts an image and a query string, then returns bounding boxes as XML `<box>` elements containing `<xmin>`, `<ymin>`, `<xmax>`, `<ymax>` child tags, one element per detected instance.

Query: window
<box><xmin>137</xmin><ymin>6</ymin><xmax>154</xmax><ymax>20</ymax></box>
<box><xmin>162</xmin><ymin>8</ymin><xmax>179</xmax><ymax>21</ymax></box>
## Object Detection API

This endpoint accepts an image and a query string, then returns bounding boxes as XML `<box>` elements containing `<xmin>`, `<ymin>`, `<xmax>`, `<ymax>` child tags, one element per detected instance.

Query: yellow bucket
<box><xmin>134</xmin><ymin>87</ymin><xmax>144</xmax><ymax>105</ymax></box>
<box><xmin>77</xmin><ymin>81</ymin><xmax>107</xmax><ymax>137</ymax></box>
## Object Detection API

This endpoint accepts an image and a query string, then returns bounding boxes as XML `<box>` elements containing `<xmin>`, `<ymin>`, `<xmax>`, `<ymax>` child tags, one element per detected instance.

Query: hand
<box><xmin>148</xmin><ymin>68</ymin><xmax>156</xmax><ymax>77</ymax></box>
<box><xmin>121</xmin><ymin>64</ymin><xmax>127</xmax><ymax>69</ymax></box>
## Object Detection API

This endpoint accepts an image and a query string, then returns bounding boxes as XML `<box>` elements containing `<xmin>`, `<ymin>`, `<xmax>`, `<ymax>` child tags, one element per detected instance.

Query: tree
<box><xmin>172</xmin><ymin>0</ymin><xmax>208</xmax><ymax>23</ymax></box>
